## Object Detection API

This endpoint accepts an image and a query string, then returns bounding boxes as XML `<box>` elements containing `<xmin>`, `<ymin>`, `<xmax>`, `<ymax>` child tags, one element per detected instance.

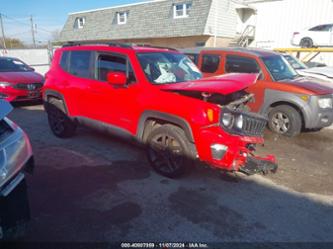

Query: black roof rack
<box><xmin>62</xmin><ymin>41</ymin><xmax>133</xmax><ymax>48</ymax></box>
<box><xmin>62</xmin><ymin>41</ymin><xmax>178</xmax><ymax>51</ymax></box>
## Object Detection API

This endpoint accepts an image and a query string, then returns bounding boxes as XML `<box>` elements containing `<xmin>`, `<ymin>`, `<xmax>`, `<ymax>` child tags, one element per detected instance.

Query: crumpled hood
<box><xmin>282</xmin><ymin>76</ymin><xmax>333</xmax><ymax>95</ymax></box>
<box><xmin>0</xmin><ymin>100</ymin><xmax>13</xmax><ymax>119</ymax></box>
<box><xmin>0</xmin><ymin>71</ymin><xmax>43</xmax><ymax>83</ymax></box>
<box><xmin>158</xmin><ymin>73</ymin><xmax>258</xmax><ymax>95</ymax></box>
<box><xmin>300</xmin><ymin>67</ymin><xmax>333</xmax><ymax>79</ymax></box>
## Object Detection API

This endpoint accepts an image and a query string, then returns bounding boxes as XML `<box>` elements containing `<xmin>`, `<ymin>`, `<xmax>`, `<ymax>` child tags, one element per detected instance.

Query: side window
<box><xmin>309</xmin><ymin>24</ymin><xmax>332</xmax><ymax>32</ymax></box>
<box><xmin>201</xmin><ymin>54</ymin><xmax>220</xmax><ymax>73</ymax></box>
<box><xmin>225</xmin><ymin>55</ymin><xmax>260</xmax><ymax>74</ymax></box>
<box><xmin>96</xmin><ymin>54</ymin><xmax>136</xmax><ymax>84</ymax></box>
<box><xmin>186</xmin><ymin>53</ymin><xmax>199</xmax><ymax>65</ymax></box>
<box><xmin>68</xmin><ymin>51</ymin><xmax>93</xmax><ymax>78</ymax></box>
<box><xmin>60</xmin><ymin>51</ymin><xmax>70</xmax><ymax>71</ymax></box>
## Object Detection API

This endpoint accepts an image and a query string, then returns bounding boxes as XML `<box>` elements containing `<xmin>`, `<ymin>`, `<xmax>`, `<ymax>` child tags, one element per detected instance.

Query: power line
<box><xmin>3</xmin><ymin>14</ymin><xmax>54</xmax><ymax>34</ymax></box>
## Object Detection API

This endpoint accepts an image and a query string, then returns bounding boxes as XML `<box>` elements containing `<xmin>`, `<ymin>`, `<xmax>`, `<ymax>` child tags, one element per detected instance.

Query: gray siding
<box><xmin>204</xmin><ymin>0</ymin><xmax>238</xmax><ymax>38</ymax></box>
<box><xmin>60</xmin><ymin>0</ymin><xmax>214</xmax><ymax>42</ymax></box>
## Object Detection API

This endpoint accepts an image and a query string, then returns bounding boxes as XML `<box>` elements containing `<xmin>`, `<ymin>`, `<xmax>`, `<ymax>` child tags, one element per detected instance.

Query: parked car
<box><xmin>183</xmin><ymin>47</ymin><xmax>333</xmax><ymax>136</ymax></box>
<box><xmin>0</xmin><ymin>100</ymin><xmax>34</xmax><ymax>240</ymax></box>
<box><xmin>43</xmin><ymin>43</ymin><xmax>277</xmax><ymax>178</ymax></box>
<box><xmin>0</xmin><ymin>56</ymin><xmax>44</xmax><ymax>102</ymax></box>
<box><xmin>291</xmin><ymin>24</ymin><xmax>333</xmax><ymax>48</ymax></box>
<box><xmin>283</xmin><ymin>54</ymin><xmax>333</xmax><ymax>83</ymax></box>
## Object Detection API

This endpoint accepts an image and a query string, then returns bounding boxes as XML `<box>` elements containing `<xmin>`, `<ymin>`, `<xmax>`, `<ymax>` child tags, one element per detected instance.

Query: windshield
<box><xmin>262</xmin><ymin>55</ymin><xmax>298</xmax><ymax>81</ymax></box>
<box><xmin>137</xmin><ymin>52</ymin><xmax>202</xmax><ymax>84</ymax></box>
<box><xmin>283</xmin><ymin>55</ymin><xmax>308</xmax><ymax>70</ymax></box>
<box><xmin>0</xmin><ymin>57</ymin><xmax>33</xmax><ymax>72</ymax></box>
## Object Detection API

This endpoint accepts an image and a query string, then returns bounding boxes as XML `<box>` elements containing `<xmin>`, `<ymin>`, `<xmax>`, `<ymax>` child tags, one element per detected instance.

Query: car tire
<box><xmin>146</xmin><ymin>124</ymin><xmax>193</xmax><ymax>178</ymax></box>
<box><xmin>46</xmin><ymin>98</ymin><xmax>77</xmax><ymax>138</ymax></box>
<box><xmin>300</xmin><ymin>38</ymin><xmax>313</xmax><ymax>48</ymax></box>
<box><xmin>268</xmin><ymin>105</ymin><xmax>302</xmax><ymax>137</ymax></box>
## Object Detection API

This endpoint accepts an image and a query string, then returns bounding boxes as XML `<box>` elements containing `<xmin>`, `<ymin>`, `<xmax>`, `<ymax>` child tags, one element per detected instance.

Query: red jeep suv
<box><xmin>43</xmin><ymin>43</ymin><xmax>277</xmax><ymax>178</ymax></box>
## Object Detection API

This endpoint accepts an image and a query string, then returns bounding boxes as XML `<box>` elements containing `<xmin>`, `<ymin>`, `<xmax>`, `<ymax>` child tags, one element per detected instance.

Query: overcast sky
<box><xmin>1</xmin><ymin>0</ymin><xmax>143</xmax><ymax>44</ymax></box>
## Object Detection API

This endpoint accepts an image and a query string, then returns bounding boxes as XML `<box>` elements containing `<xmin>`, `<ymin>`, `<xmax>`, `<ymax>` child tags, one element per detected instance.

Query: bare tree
<box><xmin>0</xmin><ymin>38</ymin><xmax>25</xmax><ymax>49</ymax></box>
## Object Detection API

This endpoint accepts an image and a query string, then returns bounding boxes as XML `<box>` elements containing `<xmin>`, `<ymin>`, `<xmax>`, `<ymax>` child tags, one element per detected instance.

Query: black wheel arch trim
<box><xmin>44</xmin><ymin>90</ymin><xmax>69</xmax><ymax>114</ymax></box>
<box><xmin>137</xmin><ymin>111</ymin><xmax>195</xmax><ymax>143</ymax></box>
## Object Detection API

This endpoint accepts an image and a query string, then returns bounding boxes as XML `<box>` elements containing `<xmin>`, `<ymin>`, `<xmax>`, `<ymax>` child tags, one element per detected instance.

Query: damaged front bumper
<box><xmin>196</xmin><ymin>126</ymin><xmax>278</xmax><ymax>175</ymax></box>
<box><xmin>240</xmin><ymin>155</ymin><xmax>278</xmax><ymax>175</ymax></box>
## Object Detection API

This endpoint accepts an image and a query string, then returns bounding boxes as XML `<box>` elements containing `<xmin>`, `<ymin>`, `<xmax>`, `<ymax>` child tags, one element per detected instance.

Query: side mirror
<box><xmin>107</xmin><ymin>72</ymin><xmax>127</xmax><ymax>86</ymax></box>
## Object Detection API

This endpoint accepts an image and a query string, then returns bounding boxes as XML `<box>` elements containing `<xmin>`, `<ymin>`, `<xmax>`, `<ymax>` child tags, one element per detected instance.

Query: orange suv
<box><xmin>184</xmin><ymin>47</ymin><xmax>333</xmax><ymax>136</ymax></box>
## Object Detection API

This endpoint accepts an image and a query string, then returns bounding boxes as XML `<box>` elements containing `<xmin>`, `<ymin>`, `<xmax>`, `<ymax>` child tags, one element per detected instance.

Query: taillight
<box><xmin>293</xmin><ymin>32</ymin><xmax>300</xmax><ymax>36</ymax></box>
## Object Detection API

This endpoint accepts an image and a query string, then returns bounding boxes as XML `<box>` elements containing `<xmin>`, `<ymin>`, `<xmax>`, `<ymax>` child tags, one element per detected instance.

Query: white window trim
<box><xmin>76</xmin><ymin>17</ymin><xmax>85</xmax><ymax>29</ymax></box>
<box><xmin>173</xmin><ymin>3</ymin><xmax>190</xmax><ymax>19</ymax></box>
<box><xmin>117</xmin><ymin>12</ymin><xmax>127</xmax><ymax>25</ymax></box>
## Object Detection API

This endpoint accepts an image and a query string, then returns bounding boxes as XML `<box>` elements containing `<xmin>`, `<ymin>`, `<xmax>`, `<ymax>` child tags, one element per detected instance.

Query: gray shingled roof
<box><xmin>59</xmin><ymin>0</ymin><xmax>213</xmax><ymax>42</ymax></box>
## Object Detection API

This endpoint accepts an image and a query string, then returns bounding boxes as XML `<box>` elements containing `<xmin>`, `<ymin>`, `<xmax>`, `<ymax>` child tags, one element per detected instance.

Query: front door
<box><xmin>83</xmin><ymin>52</ymin><xmax>139</xmax><ymax>133</ymax></box>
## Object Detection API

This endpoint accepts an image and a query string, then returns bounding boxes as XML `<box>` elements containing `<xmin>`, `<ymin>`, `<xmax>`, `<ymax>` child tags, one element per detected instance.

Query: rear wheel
<box><xmin>300</xmin><ymin>38</ymin><xmax>313</xmax><ymax>48</ymax></box>
<box><xmin>46</xmin><ymin>98</ymin><xmax>77</xmax><ymax>138</ymax></box>
<box><xmin>268</xmin><ymin>105</ymin><xmax>302</xmax><ymax>137</ymax></box>
<box><xmin>146</xmin><ymin>124</ymin><xmax>193</xmax><ymax>178</ymax></box>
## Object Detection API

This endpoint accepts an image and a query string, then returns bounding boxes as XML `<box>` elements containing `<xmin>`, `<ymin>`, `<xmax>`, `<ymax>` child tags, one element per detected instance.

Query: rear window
<box><xmin>60</xmin><ymin>51</ymin><xmax>70</xmax><ymax>71</ymax></box>
<box><xmin>60</xmin><ymin>50</ymin><xmax>93</xmax><ymax>79</ymax></box>
<box><xmin>201</xmin><ymin>54</ymin><xmax>220</xmax><ymax>73</ymax></box>
<box><xmin>225</xmin><ymin>55</ymin><xmax>260</xmax><ymax>74</ymax></box>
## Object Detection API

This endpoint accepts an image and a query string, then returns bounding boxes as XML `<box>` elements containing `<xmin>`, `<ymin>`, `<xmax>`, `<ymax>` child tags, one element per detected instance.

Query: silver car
<box><xmin>0</xmin><ymin>100</ymin><xmax>34</xmax><ymax>197</ymax></box>
<box><xmin>0</xmin><ymin>100</ymin><xmax>34</xmax><ymax>239</ymax></box>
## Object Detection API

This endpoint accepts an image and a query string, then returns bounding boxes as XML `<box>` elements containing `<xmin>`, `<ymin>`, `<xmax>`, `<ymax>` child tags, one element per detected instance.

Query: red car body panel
<box><xmin>43</xmin><ymin>45</ymin><xmax>276</xmax><ymax>172</ymax></box>
<box><xmin>0</xmin><ymin>61</ymin><xmax>44</xmax><ymax>102</ymax></box>
<box><xmin>159</xmin><ymin>73</ymin><xmax>258</xmax><ymax>95</ymax></box>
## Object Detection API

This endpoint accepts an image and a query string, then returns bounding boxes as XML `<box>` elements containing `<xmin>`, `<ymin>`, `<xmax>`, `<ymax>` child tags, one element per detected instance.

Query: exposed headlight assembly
<box><xmin>318</xmin><ymin>98</ymin><xmax>332</xmax><ymax>109</ymax></box>
<box><xmin>222</xmin><ymin>112</ymin><xmax>234</xmax><ymax>128</ymax></box>
<box><xmin>235</xmin><ymin>114</ymin><xmax>243</xmax><ymax>129</ymax></box>
<box><xmin>221</xmin><ymin>111</ymin><xmax>244</xmax><ymax>130</ymax></box>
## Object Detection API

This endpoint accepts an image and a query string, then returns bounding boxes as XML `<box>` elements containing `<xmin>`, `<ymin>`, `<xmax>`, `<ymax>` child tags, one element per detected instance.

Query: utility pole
<box><xmin>0</xmin><ymin>13</ymin><xmax>7</xmax><ymax>50</ymax></box>
<box><xmin>30</xmin><ymin>15</ymin><xmax>36</xmax><ymax>48</ymax></box>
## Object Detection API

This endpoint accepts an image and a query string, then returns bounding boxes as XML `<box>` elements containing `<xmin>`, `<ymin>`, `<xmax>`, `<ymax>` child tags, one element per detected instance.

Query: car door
<box><xmin>82</xmin><ymin>52</ymin><xmax>139</xmax><ymax>133</ymax></box>
<box><xmin>224</xmin><ymin>54</ymin><xmax>266</xmax><ymax>112</ymax></box>
<box><xmin>308</xmin><ymin>24</ymin><xmax>332</xmax><ymax>46</ymax></box>
<box><xmin>62</xmin><ymin>50</ymin><xmax>95</xmax><ymax>117</ymax></box>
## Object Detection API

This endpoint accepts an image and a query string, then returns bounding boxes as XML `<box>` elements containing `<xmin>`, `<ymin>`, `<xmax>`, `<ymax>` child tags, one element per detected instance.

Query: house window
<box><xmin>117</xmin><ymin>12</ymin><xmax>127</xmax><ymax>24</ymax></box>
<box><xmin>173</xmin><ymin>3</ymin><xmax>191</xmax><ymax>18</ymax></box>
<box><xmin>75</xmin><ymin>17</ymin><xmax>85</xmax><ymax>29</ymax></box>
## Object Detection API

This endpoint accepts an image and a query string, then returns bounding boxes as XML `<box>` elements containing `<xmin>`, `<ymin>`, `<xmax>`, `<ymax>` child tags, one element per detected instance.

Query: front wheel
<box><xmin>300</xmin><ymin>38</ymin><xmax>313</xmax><ymax>48</ymax></box>
<box><xmin>46</xmin><ymin>99</ymin><xmax>77</xmax><ymax>138</ymax></box>
<box><xmin>268</xmin><ymin>105</ymin><xmax>302</xmax><ymax>137</ymax></box>
<box><xmin>146</xmin><ymin>124</ymin><xmax>193</xmax><ymax>178</ymax></box>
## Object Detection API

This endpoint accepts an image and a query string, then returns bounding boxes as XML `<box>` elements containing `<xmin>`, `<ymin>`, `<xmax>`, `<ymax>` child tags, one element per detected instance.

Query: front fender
<box><xmin>260</xmin><ymin>89</ymin><xmax>310</xmax><ymax>125</ymax></box>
